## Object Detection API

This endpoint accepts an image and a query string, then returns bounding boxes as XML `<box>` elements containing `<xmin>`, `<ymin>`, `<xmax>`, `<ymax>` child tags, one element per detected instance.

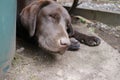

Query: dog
<box><xmin>17</xmin><ymin>0</ymin><xmax>101</xmax><ymax>54</ymax></box>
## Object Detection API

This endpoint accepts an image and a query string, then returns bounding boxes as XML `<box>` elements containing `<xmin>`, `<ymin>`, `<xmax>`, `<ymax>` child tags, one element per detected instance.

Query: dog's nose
<box><xmin>59</xmin><ymin>38</ymin><xmax>71</xmax><ymax>47</ymax></box>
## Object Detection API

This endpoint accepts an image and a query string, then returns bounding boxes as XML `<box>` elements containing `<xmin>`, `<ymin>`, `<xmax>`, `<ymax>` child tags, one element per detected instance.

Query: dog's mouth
<box><xmin>38</xmin><ymin>37</ymin><xmax>69</xmax><ymax>54</ymax></box>
<box><xmin>38</xmin><ymin>43</ymin><xmax>68</xmax><ymax>55</ymax></box>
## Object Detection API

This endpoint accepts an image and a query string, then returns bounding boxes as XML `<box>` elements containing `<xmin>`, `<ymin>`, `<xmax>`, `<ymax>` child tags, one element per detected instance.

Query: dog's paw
<box><xmin>68</xmin><ymin>38</ymin><xmax>80</xmax><ymax>51</ymax></box>
<box><xmin>80</xmin><ymin>36</ymin><xmax>101</xmax><ymax>46</ymax></box>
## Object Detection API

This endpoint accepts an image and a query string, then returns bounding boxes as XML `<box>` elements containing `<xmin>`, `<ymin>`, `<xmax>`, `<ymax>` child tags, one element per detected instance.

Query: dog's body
<box><xmin>17</xmin><ymin>0</ymin><xmax>101</xmax><ymax>54</ymax></box>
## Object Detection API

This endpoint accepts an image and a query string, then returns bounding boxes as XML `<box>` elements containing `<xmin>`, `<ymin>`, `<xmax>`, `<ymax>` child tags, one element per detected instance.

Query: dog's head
<box><xmin>20</xmin><ymin>0</ymin><xmax>73</xmax><ymax>54</ymax></box>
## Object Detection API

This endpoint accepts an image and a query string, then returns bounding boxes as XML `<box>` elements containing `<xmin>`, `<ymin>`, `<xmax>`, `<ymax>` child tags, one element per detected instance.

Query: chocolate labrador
<box><xmin>17</xmin><ymin>0</ymin><xmax>101</xmax><ymax>54</ymax></box>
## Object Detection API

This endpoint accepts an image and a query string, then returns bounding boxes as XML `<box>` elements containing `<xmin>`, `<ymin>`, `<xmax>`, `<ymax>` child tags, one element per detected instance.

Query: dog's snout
<box><xmin>59</xmin><ymin>38</ymin><xmax>70</xmax><ymax>47</ymax></box>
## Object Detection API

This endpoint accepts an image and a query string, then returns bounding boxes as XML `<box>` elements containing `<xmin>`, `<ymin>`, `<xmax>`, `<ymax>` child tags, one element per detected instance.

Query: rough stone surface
<box><xmin>62</xmin><ymin>1</ymin><xmax>120</xmax><ymax>14</ymax></box>
<box><xmin>6</xmin><ymin>24</ymin><xmax>120</xmax><ymax>80</ymax></box>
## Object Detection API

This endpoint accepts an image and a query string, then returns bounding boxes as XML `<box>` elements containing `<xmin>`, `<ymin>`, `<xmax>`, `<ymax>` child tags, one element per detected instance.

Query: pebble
<box><xmin>116</xmin><ymin>26</ymin><xmax>120</xmax><ymax>31</ymax></box>
<box><xmin>16</xmin><ymin>47</ymin><xmax>25</xmax><ymax>53</ymax></box>
<box><xmin>115</xmin><ymin>34</ymin><xmax>120</xmax><ymax>38</ymax></box>
<box><xmin>56</xmin><ymin>69</ymin><xmax>63</xmax><ymax>77</ymax></box>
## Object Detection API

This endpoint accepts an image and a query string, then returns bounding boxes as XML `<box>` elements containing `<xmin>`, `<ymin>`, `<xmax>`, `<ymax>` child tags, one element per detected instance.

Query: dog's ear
<box><xmin>20</xmin><ymin>1</ymin><xmax>50</xmax><ymax>37</ymax></box>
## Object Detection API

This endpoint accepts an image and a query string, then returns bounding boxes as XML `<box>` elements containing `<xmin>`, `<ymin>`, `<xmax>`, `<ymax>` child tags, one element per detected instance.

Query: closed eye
<box><xmin>49</xmin><ymin>13</ymin><xmax>60</xmax><ymax>23</ymax></box>
<box><xmin>49</xmin><ymin>14</ymin><xmax>55</xmax><ymax>19</ymax></box>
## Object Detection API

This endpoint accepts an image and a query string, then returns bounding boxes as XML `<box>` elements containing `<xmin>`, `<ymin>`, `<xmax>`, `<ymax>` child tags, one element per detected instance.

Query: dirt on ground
<box><xmin>72</xmin><ymin>20</ymin><xmax>120</xmax><ymax>53</ymax></box>
<box><xmin>5</xmin><ymin>23</ymin><xmax>120</xmax><ymax>80</ymax></box>
<box><xmin>86</xmin><ymin>22</ymin><xmax>120</xmax><ymax>53</ymax></box>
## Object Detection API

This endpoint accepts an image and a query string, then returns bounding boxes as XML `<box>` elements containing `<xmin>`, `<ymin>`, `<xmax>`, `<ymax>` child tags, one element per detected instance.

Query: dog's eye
<box><xmin>49</xmin><ymin>14</ymin><xmax>56</xmax><ymax>19</ymax></box>
<box><xmin>49</xmin><ymin>13</ymin><xmax>60</xmax><ymax>23</ymax></box>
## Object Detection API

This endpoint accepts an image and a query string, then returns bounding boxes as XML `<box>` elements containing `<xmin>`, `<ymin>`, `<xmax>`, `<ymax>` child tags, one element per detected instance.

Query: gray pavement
<box><xmin>6</xmin><ymin>24</ymin><xmax>120</xmax><ymax>80</ymax></box>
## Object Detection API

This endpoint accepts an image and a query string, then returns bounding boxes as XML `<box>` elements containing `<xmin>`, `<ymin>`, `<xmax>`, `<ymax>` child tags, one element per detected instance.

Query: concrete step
<box><xmin>6</xmin><ymin>24</ymin><xmax>120</xmax><ymax>80</ymax></box>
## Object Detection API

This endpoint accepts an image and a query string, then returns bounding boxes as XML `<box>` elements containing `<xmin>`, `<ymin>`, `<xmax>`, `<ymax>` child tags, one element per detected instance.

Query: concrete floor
<box><xmin>6</xmin><ymin>24</ymin><xmax>120</xmax><ymax>80</ymax></box>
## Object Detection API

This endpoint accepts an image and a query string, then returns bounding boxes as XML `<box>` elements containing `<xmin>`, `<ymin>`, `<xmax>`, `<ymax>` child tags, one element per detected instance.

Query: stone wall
<box><xmin>57</xmin><ymin>0</ymin><xmax>120</xmax><ymax>3</ymax></box>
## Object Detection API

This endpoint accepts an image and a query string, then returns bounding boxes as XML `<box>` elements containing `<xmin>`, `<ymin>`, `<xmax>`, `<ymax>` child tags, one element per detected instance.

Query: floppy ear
<box><xmin>20</xmin><ymin>1</ymin><xmax>50</xmax><ymax>37</ymax></box>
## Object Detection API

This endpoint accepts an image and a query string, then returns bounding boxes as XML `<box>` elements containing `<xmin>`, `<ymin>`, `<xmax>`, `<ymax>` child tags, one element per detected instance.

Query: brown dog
<box><xmin>17</xmin><ymin>0</ymin><xmax>101</xmax><ymax>54</ymax></box>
